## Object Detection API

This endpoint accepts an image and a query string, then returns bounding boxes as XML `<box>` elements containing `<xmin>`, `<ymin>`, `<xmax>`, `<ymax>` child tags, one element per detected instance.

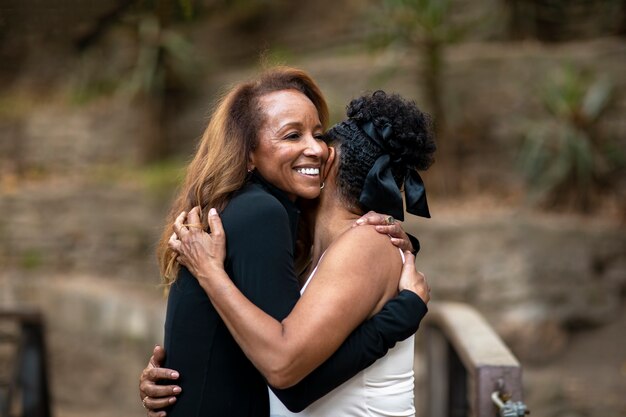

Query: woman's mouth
<box><xmin>294</xmin><ymin>167</ymin><xmax>320</xmax><ymax>176</ymax></box>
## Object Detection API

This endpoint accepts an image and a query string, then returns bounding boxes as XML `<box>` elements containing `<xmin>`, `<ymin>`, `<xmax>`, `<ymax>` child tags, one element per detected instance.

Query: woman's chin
<box><xmin>296</xmin><ymin>186</ymin><xmax>322</xmax><ymax>201</ymax></box>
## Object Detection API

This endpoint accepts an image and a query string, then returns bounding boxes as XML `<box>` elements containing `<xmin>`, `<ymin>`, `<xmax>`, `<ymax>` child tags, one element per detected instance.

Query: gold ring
<box><xmin>385</xmin><ymin>216</ymin><xmax>395</xmax><ymax>225</ymax></box>
<box><xmin>142</xmin><ymin>397</ymin><xmax>148</xmax><ymax>409</ymax></box>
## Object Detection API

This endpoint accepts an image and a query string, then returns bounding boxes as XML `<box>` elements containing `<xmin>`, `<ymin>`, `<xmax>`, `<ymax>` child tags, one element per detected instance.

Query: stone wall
<box><xmin>407</xmin><ymin>208</ymin><xmax>626</xmax><ymax>363</ymax></box>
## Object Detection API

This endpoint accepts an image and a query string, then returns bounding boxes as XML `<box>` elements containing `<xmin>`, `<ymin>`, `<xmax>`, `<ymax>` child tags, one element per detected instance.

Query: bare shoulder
<box><xmin>313</xmin><ymin>225</ymin><xmax>403</xmax><ymax>309</ymax></box>
<box><xmin>323</xmin><ymin>225</ymin><xmax>401</xmax><ymax>271</ymax></box>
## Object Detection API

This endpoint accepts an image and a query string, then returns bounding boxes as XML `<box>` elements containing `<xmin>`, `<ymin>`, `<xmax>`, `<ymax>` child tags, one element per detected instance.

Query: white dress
<box><xmin>269</xmin><ymin>250</ymin><xmax>416</xmax><ymax>417</ymax></box>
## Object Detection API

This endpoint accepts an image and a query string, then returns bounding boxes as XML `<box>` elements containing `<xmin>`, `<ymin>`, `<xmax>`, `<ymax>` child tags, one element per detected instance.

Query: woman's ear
<box><xmin>322</xmin><ymin>146</ymin><xmax>336</xmax><ymax>182</ymax></box>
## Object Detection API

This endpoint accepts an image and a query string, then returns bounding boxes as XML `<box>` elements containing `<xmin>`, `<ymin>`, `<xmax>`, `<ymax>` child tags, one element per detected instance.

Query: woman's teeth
<box><xmin>296</xmin><ymin>168</ymin><xmax>319</xmax><ymax>175</ymax></box>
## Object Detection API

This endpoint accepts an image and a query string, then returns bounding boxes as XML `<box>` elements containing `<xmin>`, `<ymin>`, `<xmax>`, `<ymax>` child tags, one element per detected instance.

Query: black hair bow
<box><xmin>358</xmin><ymin>121</ymin><xmax>430</xmax><ymax>221</ymax></box>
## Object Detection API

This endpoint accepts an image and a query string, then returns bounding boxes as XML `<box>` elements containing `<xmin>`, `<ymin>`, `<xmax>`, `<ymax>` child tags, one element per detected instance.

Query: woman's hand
<box><xmin>168</xmin><ymin>207</ymin><xmax>227</xmax><ymax>278</ymax></box>
<box><xmin>398</xmin><ymin>252</ymin><xmax>430</xmax><ymax>304</ymax></box>
<box><xmin>139</xmin><ymin>345</ymin><xmax>181</xmax><ymax>417</ymax></box>
<box><xmin>352</xmin><ymin>211</ymin><xmax>415</xmax><ymax>253</ymax></box>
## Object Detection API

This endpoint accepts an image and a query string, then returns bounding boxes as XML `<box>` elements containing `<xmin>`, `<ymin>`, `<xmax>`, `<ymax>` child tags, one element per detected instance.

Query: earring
<box><xmin>320</xmin><ymin>182</ymin><xmax>325</xmax><ymax>190</ymax></box>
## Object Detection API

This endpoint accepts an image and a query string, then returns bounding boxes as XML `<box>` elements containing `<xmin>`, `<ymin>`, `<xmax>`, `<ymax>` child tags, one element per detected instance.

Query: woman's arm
<box><xmin>272</xmin><ymin>282</ymin><xmax>426</xmax><ymax>411</ymax></box>
<box><xmin>174</xmin><ymin>208</ymin><xmax>430</xmax><ymax>389</ymax></box>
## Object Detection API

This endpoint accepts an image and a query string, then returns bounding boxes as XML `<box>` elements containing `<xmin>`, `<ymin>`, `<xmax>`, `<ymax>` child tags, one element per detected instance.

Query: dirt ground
<box><xmin>522</xmin><ymin>303</ymin><xmax>626</xmax><ymax>417</ymax></box>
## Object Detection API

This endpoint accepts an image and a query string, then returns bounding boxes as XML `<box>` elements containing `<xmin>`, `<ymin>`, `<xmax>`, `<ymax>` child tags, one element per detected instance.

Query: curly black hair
<box><xmin>327</xmin><ymin>90</ymin><xmax>436</xmax><ymax>212</ymax></box>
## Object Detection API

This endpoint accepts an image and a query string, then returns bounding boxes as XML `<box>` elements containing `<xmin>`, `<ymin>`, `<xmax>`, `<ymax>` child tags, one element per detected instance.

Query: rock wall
<box><xmin>408</xmin><ymin>208</ymin><xmax>626</xmax><ymax>363</ymax></box>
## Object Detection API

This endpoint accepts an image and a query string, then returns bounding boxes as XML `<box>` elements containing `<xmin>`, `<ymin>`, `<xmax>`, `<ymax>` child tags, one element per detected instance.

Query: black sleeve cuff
<box><xmin>407</xmin><ymin>233</ymin><xmax>420</xmax><ymax>255</ymax></box>
<box><xmin>373</xmin><ymin>289</ymin><xmax>428</xmax><ymax>344</ymax></box>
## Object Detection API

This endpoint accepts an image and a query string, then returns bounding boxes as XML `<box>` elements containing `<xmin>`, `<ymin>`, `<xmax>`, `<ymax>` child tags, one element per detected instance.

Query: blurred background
<box><xmin>0</xmin><ymin>0</ymin><xmax>625</xmax><ymax>416</ymax></box>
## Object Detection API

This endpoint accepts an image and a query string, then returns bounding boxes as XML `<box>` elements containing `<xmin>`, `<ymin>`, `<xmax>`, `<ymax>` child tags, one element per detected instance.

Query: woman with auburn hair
<box><xmin>157</xmin><ymin>67</ymin><xmax>330</xmax><ymax>281</ymax></box>
<box><xmin>139</xmin><ymin>68</ymin><xmax>430</xmax><ymax>417</ymax></box>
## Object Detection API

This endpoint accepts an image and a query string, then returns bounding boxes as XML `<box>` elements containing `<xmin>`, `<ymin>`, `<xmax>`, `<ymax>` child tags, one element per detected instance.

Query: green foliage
<box><xmin>123</xmin><ymin>14</ymin><xmax>200</xmax><ymax>98</ymax></box>
<box><xmin>519</xmin><ymin>65</ymin><xmax>621</xmax><ymax>211</ymax></box>
<box><xmin>71</xmin><ymin>0</ymin><xmax>201</xmax><ymax>104</ymax></box>
<box><xmin>177</xmin><ymin>0</ymin><xmax>195</xmax><ymax>20</ymax></box>
<box><xmin>377</xmin><ymin>0</ymin><xmax>473</xmax><ymax>47</ymax></box>
<box><xmin>20</xmin><ymin>249</ymin><xmax>43</xmax><ymax>270</ymax></box>
<box><xmin>90</xmin><ymin>160</ymin><xmax>185</xmax><ymax>199</ymax></box>
<box><xmin>136</xmin><ymin>0</ymin><xmax>197</xmax><ymax>21</ymax></box>
<box><xmin>70</xmin><ymin>74</ymin><xmax>120</xmax><ymax>105</ymax></box>
<box><xmin>138</xmin><ymin>159</ymin><xmax>186</xmax><ymax>198</ymax></box>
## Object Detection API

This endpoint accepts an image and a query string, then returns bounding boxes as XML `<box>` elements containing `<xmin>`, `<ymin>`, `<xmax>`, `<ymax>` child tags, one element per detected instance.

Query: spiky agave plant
<box><xmin>519</xmin><ymin>65</ymin><xmax>622</xmax><ymax>211</ymax></box>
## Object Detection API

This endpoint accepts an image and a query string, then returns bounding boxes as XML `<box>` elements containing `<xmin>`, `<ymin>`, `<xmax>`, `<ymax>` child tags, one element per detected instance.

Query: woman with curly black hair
<box><xmin>149</xmin><ymin>90</ymin><xmax>435</xmax><ymax>416</ymax></box>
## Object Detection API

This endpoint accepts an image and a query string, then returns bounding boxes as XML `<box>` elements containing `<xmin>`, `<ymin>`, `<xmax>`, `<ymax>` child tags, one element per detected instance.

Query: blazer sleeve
<box><xmin>221</xmin><ymin>191</ymin><xmax>301</xmax><ymax>321</ymax></box>
<box><xmin>271</xmin><ymin>290</ymin><xmax>427</xmax><ymax>412</ymax></box>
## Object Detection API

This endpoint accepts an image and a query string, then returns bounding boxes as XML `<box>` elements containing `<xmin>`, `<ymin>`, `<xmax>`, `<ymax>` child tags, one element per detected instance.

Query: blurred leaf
<box><xmin>161</xmin><ymin>29</ymin><xmax>199</xmax><ymax>79</ymax></box>
<box><xmin>541</xmin><ymin>65</ymin><xmax>589</xmax><ymax>120</ymax></box>
<box><xmin>519</xmin><ymin>65</ymin><xmax>619</xmax><ymax>211</ymax></box>
<box><xmin>379</xmin><ymin>0</ymin><xmax>458</xmax><ymax>45</ymax></box>
<box><xmin>582</xmin><ymin>78</ymin><xmax>613</xmax><ymax>121</ymax></box>
<box><xmin>520</xmin><ymin>123</ymin><xmax>550</xmax><ymax>184</ymax></box>
<box><xmin>20</xmin><ymin>249</ymin><xmax>43</xmax><ymax>270</ymax></box>
<box><xmin>177</xmin><ymin>0</ymin><xmax>194</xmax><ymax>20</ymax></box>
<box><xmin>603</xmin><ymin>140</ymin><xmax>626</xmax><ymax>169</ymax></box>
<box><xmin>566</xmin><ymin>126</ymin><xmax>593</xmax><ymax>187</ymax></box>
<box><xmin>125</xmin><ymin>15</ymin><xmax>161</xmax><ymax>96</ymax></box>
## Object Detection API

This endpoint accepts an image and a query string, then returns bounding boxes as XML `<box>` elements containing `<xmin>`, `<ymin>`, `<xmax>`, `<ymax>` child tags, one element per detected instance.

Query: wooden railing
<box><xmin>0</xmin><ymin>309</ymin><xmax>52</xmax><ymax>417</ymax></box>
<box><xmin>420</xmin><ymin>302</ymin><xmax>528</xmax><ymax>417</ymax></box>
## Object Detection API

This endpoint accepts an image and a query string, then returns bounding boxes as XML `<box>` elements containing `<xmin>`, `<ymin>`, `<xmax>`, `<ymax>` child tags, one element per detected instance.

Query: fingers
<box><xmin>148</xmin><ymin>411</ymin><xmax>167</xmax><ymax>417</ymax></box>
<box><xmin>143</xmin><ymin>395</ymin><xmax>177</xmax><ymax>412</ymax></box>
<box><xmin>172</xmin><ymin>211</ymin><xmax>188</xmax><ymax>237</ymax></box>
<box><xmin>354</xmin><ymin>211</ymin><xmax>399</xmax><ymax>227</ymax></box>
<box><xmin>144</xmin><ymin>366</ymin><xmax>180</xmax><ymax>382</ymax></box>
<box><xmin>353</xmin><ymin>211</ymin><xmax>384</xmax><ymax>226</ymax></box>
<box><xmin>419</xmin><ymin>270</ymin><xmax>431</xmax><ymax>295</ymax></box>
<box><xmin>176</xmin><ymin>254</ymin><xmax>189</xmax><ymax>268</ymax></box>
<box><xmin>398</xmin><ymin>251</ymin><xmax>430</xmax><ymax>303</ymax></box>
<box><xmin>403</xmin><ymin>251</ymin><xmax>415</xmax><ymax>267</ymax></box>
<box><xmin>376</xmin><ymin>222</ymin><xmax>411</xmax><ymax>252</ymax></box>
<box><xmin>188</xmin><ymin>206</ymin><xmax>202</xmax><ymax>225</ymax></box>
<box><xmin>150</xmin><ymin>345</ymin><xmax>166</xmax><ymax>368</ymax></box>
<box><xmin>390</xmin><ymin>237</ymin><xmax>412</xmax><ymax>252</ymax></box>
<box><xmin>208</xmin><ymin>208</ymin><xmax>225</xmax><ymax>242</ymax></box>
<box><xmin>385</xmin><ymin>223</ymin><xmax>404</xmax><ymax>238</ymax></box>
<box><xmin>143</xmin><ymin>382</ymin><xmax>182</xmax><ymax>398</ymax></box>
<box><xmin>168</xmin><ymin>232</ymin><xmax>181</xmax><ymax>252</ymax></box>
<box><xmin>412</xmin><ymin>267</ymin><xmax>430</xmax><ymax>304</ymax></box>
<box><xmin>373</xmin><ymin>224</ymin><xmax>400</xmax><ymax>235</ymax></box>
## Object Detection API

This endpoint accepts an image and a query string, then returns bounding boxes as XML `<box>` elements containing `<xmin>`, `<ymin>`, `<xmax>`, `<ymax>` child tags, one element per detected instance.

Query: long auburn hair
<box><xmin>157</xmin><ymin>67</ymin><xmax>329</xmax><ymax>285</ymax></box>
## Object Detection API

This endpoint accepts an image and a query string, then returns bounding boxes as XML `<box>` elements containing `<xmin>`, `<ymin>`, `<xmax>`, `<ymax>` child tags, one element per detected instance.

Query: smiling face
<box><xmin>250</xmin><ymin>89</ymin><xmax>328</xmax><ymax>201</ymax></box>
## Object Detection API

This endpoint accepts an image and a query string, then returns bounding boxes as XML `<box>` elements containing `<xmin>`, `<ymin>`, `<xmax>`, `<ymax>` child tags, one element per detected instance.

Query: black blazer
<box><xmin>163</xmin><ymin>173</ymin><xmax>427</xmax><ymax>417</ymax></box>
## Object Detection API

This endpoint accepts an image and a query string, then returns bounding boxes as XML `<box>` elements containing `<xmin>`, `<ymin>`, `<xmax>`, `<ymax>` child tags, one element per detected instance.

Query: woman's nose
<box><xmin>303</xmin><ymin>134</ymin><xmax>325</xmax><ymax>158</ymax></box>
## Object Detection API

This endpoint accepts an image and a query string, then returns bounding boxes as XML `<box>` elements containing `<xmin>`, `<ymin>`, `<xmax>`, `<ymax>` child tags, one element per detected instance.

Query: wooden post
<box><xmin>422</xmin><ymin>302</ymin><xmax>523</xmax><ymax>417</ymax></box>
<box><xmin>0</xmin><ymin>309</ymin><xmax>53</xmax><ymax>417</ymax></box>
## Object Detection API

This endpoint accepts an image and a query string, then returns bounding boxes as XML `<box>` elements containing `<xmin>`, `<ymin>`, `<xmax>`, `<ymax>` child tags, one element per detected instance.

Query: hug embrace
<box><xmin>139</xmin><ymin>67</ymin><xmax>436</xmax><ymax>417</ymax></box>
